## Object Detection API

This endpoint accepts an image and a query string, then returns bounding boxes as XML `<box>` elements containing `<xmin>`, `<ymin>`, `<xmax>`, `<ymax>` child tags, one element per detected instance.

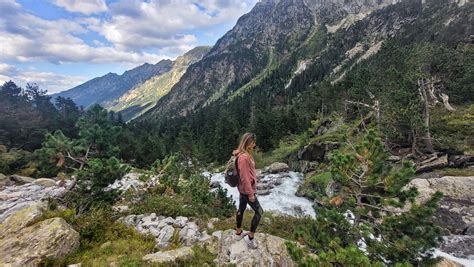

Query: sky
<box><xmin>0</xmin><ymin>0</ymin><xmax>258</xmax><ymax>94</ymax></box>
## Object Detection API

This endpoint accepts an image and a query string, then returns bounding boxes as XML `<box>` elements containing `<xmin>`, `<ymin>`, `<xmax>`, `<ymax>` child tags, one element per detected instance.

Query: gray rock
<box><xmin>405</xmin><ymin>176</ymin><xmax>474</xmax><ymax>234</ymax></box>
<box><xmin>439</xmin><ymin>235</ymin><xmax>474</xmax><ymax>259</ymax></box>
<box><xmin>0</xmin><ymin>202</ymin><xmax>47</xmax><ymax>238</ymax></box>
<box><xmin>186</xmin><ymin>221</ymin><xmax>199</xmax><ymax>231</ymax></box>
<box><xmin>161</xmin><ymin>217</ymin><xmax>176</xmax><ymax>225</ymax></box>
<box><xmin>148</xmin><ymin>227</ymin><xmax>161</xmax><ymax>237</ymax></box>
<box><xmin>179</xmin><ymin>226</ymin><xmax>199</xmax><ymax>246</ymax></box>
<box><xmin>143</xmin><ymin>247</ymin><xmax>194</xmax><ymax>264</ymax></box>
<box><xmin>264</xmin><ymin>162</ymin><xmax>289</xmax><ymax>174</ymax></box>
<box><xmin>214</xmin><ymin>229</ymin><xmax>296</xmax><ymax>266</ymax></box>
<box><xmin>212</xmin><ymin>230</ymin><xmax>223</xmax><ymax>240</ymax></box>
<box><xmin>464</xmin><ymin>224</ymin><xmax>474</xmax><ymax>235</ymax></box>
<box><xmin>0</xmin><ymin>217</ymin><xmax>80</xmax><ymax>266</ymax></box>
<box><xmin>142</xmin><ymin>217</ymin><xmax>160</xmax><ymax>229</ymax></box>
<box><xmin>156</xmin><ymin>225</ymin><xmax>175</xmax><ymax>248</ymax></box>
<box><xmin>173</xmin><ymin>216</ymin><xmax>189</xmax><ymax>228</ymax></box>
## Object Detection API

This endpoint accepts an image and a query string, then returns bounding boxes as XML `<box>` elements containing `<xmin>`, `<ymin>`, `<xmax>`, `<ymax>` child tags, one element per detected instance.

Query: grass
<box><xmin>298</xmin><ymin>171</ymin><xmax>333</xmax><ymax>200</ymax></box>
<box><xmin>255</xmin><ymin>135</ymin><xmax>302</xmax><ymax>169</ymax></box>
<box><xmin>208</xmin><ymin>212</ymin><xmax>315</xmax><ymax>243</ymax></box>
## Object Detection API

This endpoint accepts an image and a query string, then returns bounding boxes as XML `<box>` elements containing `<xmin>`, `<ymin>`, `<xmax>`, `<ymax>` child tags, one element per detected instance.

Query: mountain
<box><xmin>53</xmin><ymin>60</ymin><xmax>173</xmax><ymax>109</ymax></box>
<box><xmin>103</xmin><ymin>46</ymin><xmax>211</xmax><ymax>121</ymax></box>
<box><xmin>132</xmin><ymin>0</ymin><xmax>472</xmax><ymax>162</ymax></box>
<box><xmin>139</xmin><ymin>0</ymin><xmax>411</xmax><ymax>120</ymax></box>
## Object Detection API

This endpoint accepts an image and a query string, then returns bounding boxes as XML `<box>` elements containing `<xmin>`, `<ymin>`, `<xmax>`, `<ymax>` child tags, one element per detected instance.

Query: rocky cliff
<box><xmin>140</xmin><ymin>0</ymin><xmax>413</xmax><ymax>121</ymax></box>
<box><xmin>104</xmin><ymin>46</ymin><xmax>211</xmax><ymax>121</ymax></box>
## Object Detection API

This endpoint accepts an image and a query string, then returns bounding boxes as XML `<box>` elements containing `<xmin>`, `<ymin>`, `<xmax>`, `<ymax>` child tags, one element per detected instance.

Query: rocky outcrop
<box><xmin>406</xmin><ymin>176</ymin><xmax>474</xmax><ymax>260</ymax></box>
<box><xmin>0</xmin><ymin>180</ymin><xmax>69</xmax><ymax>223</ymax></box>
<box><xmin>0</xmin><ymin>205</ymin><xmax>79</xmax><ymax>266</ymax></box>
<box><xmin>407</xmin><ymin>176</ymin><xmax>473</xmax><ymax>205</ymax></box>
<box><xmin>118</xmin><ymin>214</ymin><xmax>212</xmax><ymax>249</ymax></box>
<box><xmin>0</xmin><ymin>202</ymin><xmax>46</xmax><ymax>238</ymax></box>
<box><xmin>106</xmin><ymin>46</ymin><xmax>211</xmax><ymax>121</ymax></box>
<box><xmin>214</xmin><ymin>229</ymin><xmax>295</xmax><ymax>266</ymax></box>
<box><xmin>439</xmin><ymin>235</ymin><xmax>474</xmax><ymax>259</ymax></box>
<box><xmin>297</xmin><ymin>142</ymin><xmax>339</xmax><ymax>162</ymax></box>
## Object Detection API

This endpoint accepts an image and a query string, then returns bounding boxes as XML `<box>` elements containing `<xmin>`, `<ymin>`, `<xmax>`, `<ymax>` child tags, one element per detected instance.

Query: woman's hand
<box><xmin>249</xmin><ymin>194</ymin><xmax>256</xmax><ymax>202</ymax></box>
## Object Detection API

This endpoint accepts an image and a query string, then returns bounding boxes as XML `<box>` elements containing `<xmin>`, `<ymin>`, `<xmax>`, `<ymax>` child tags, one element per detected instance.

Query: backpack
<box><xmin>224</xmin><ymin>154</ymin><xmax>241</xmax><ymax>187</ymax></box>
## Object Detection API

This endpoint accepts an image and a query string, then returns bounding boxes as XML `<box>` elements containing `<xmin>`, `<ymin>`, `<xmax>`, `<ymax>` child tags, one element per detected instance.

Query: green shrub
<box><xmin>76</xmin><ymin>157</ymin><xmax>130</xmax><ymax>204</ymax></box>
<box><xmin>131</xmin><ymin>174</ymin><xmax>235</xmax><ymax>219</ymax></box>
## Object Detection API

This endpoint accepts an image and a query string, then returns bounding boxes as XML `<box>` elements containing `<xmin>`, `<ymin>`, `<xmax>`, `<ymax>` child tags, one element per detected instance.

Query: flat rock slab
<box><xmin>215</xmin><ymin>229</ymin><xmax>295</xmax><ymax>267</ymax></box>
<box><xmin>143</xmin><ymin>246</ymin><xmax>194</xmax><ymax>263</ymax></box>
<box><xmin>0</xmin><ymin>217</ymin><xmax>80</xmax><ymax>266</ymax></box>
<box><xmin>0</xmin><ymin>202</ymin><xmax>46</xmax><ymax>238</ymax></box>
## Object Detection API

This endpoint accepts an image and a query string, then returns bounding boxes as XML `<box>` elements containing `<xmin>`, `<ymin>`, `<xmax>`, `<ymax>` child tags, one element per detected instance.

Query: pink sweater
<box><xmin>237</xmin><ymin>153</ymin><xmax>256</xmax><ymax>195</ymax></box>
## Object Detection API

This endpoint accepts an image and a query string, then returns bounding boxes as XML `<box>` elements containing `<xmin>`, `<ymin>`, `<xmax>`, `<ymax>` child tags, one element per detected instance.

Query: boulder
<box><xmin>0</xmin><ymin>202</ymin><xmax>46</xmax><ymax>238</ymax></box>
<box><xmin>0</xmin><ymin>217</ymin><xmax>80</xmax><ymax>266</ymax></box>
<box><xmin>143</xmin><ymin>247</ymin><xmax>194</xmax><ymax>264</ymax></box>
<box><xmin>297</xmin><ymin>142</ymin><xmax>339</xmax><ymax>162</ymax></box>
<box><xmin>214</xmin><ymin>229</ymin><xmax>295</xmax><ymax>266</ymax></box>
<box><xmin>9</xmin><ymin>174</ymin><xmax>35</xmax><ymax>185</ymax></box>
<box><xmin>406</xmin><ymin>176</ymin><xmax>474</xmax><ymax>234</ymax></box>
<box><xmin>174</xmin><ymin>216</ymin><xmax>189</xmax><ymax>228</ymax></box>
<box><xmin>33</xmin><ymin>178</ymin><xmax>57</xmax><ymax>187</ymax></box>
<box><xmin>406</xmin><ymin>176</ymin><xmax>473</xmax><ymax>204</ymax></box>
<box><xmin>155</xmin><ymin>225</ymin><xmax>175</xmax><ymax>248</ymax></box>
<box><xmin>264</xmin><ymin>162</ymin><xmax>289</xmax><ymax>174</ymax></box>
<box><xmin>439</xmin><ymin>235</ymin><xmax>474</xmax><ymax>259</ymax></box>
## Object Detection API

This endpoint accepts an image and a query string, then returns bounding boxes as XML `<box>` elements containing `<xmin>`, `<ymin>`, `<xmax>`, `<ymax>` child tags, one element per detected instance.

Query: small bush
<box><xmin>131</xmin><ymin>174</ymin><xmax>235</xmax><ymax>219</ymax></box>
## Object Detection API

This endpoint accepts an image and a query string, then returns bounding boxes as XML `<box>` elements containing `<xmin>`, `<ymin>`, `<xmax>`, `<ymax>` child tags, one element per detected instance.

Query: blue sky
<box><xmin>0</xmin><ymin>0</ymin><xmax>257</xmax><ymax>93</ymax></box>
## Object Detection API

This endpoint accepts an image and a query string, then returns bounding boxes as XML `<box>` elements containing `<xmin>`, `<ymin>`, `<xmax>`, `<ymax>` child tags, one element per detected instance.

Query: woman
<box><xmin>233</xmin><ymin>132</ymin><xmax>263</xmax><ymax>249</ymax></box>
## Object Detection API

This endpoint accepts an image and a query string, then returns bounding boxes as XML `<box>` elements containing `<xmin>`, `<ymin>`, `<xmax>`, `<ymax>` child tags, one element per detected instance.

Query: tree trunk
<box><xmin>418</xmin><ymin>79</ymin><xmax>434</xmax><ymax>153</ymax></box>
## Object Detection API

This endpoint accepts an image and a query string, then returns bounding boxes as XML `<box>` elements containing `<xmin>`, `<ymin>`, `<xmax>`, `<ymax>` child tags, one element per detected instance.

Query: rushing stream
<box><xmin>203</xmin><ymin>171</ymin><xmax>316</xmax><ymax>218</ymax></box>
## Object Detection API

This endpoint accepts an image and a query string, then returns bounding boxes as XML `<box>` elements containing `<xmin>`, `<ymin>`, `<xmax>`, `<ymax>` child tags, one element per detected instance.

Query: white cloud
<box><xmin>0</xmin><ymin>1</ymin><xmax>169</xmax><ymax>65</ymax></box>
<box><xmin>0</xmin><ymin>0</ymin><xmax>257</xmax><ymax>86</ymax></box>
<box><xmin>52</xmin><ymin>0</ymin><xmax>107</xmax><ymax>15</ymax></box>
<box><xmin>90</xmin><ymin>0</ymin><xmax>256</xmax><ymax>50</ymax></box>
<box><xmin>0</xmin><ymin>63</ymin><xmax>86</xmax><ymax>94</ymax></box>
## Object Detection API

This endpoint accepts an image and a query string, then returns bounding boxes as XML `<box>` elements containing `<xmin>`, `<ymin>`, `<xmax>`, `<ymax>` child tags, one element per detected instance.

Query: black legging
<box><xmin>236</xmin><ymin>193</ymin><xmax>263</xmax><ymax>233</ymax></box>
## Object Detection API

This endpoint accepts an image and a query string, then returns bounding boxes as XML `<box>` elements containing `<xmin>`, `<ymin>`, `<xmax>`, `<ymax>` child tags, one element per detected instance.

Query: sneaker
<box><xmin>234</xmin><ymin>230</ymin><xmax>246</xmax><ymax>241</ymax></box>
<box><xmin>246</xmin><ymin>235</ymin><xmax>258</xmax><ymax>249</ymax></box>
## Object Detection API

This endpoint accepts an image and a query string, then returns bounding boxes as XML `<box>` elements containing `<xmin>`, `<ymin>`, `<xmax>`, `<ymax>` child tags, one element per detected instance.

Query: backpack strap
<box><xmin>235</xmin><ymin>153</ymin><xmax>242</xmax><ymax>178</ymax></box>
